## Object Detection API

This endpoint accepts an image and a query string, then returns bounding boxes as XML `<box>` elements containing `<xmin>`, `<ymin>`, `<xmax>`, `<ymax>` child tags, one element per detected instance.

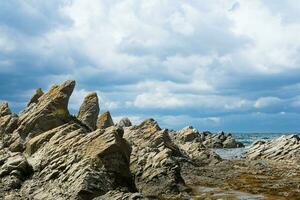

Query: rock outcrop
<box><xmin>5</xmin><ymin>80</ymin><xmax>76</xmax><ymax>152</ymax></box>
<box><xmin>245</xmin><ymin>134</ymin><xmax>300</xmax><ymax>162</ymax></box>
<box><xmin>118</xmin><ymin>117</ymin><xmax>132</xmax><ymax>127</ymax></box>
<box><xmin>0</xmin><ymin>81</ymin><xmax>137</xmax><ymax>200</ymax></box>
<box><xmin>0</xmin><ymin>103</ymin><xmax>18</xmax><ymax>147</ymax></box>
<box><xmin>0</xmin><ymin>102</ymin><xmax>11</xmax><ymax>117</ymax></box>
<box><xmin>27</xmin><ymin>88</ymin><xmax>44</xmax><ymax>107</ymax></box>
<box><xmin>77</xmin><ymin>92</ymin><xmax>100</xmax><ymax>131</ymax></box>
<box><xmin>123</xmin><ymin>119</ymin><xmax>190</xmax><ymax>197</ymax></box>
<box><xmin>97</xmin><ymin>111</ymin><xmax>114</xmax><ymax>129</ymax></box>
<box><xmin>173</xmin><ymin>127</ymin><xmax>244</xmax><ymax>149</ymax></box>
<box><xmin>5</xmin><ymin>79</ymin><xmax>298</xmax><ymax>199</ymax></box>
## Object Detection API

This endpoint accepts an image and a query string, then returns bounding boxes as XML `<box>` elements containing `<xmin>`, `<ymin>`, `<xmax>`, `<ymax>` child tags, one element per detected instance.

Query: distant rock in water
<box><xmin>117</xmin><ymin>117</ymin><xmax>132</xmax><ymax>127</ymax></box>
<box><xmin>97</xmin><ymin>111</ymin><xmax>114</xmax><ymax>129</ymax></box>
<box><xmin>245</xmin><ymin>134</ymin><xmax>300</xmax><ymax>162</ymax></box>
<box><xmin>27</xmin><ymin>88</ymin><xmax>44</xmax><ymax>107</ymax></box>
<box><xmin>173</xmin><ymin>127</ymin><xmax>244</xmax><ymax>149</ymax></box>
<box><xmin>77</xmin><ymin>92</ymin><xmax>99</xmax><ymax>131</ymax></box>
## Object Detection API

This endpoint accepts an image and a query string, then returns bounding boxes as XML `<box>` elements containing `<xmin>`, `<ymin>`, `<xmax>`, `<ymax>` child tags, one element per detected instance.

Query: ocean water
<box><xmin>214</xmin><ymin>132</ymin><xmax>300</xmax><ymax>159</ymax></box>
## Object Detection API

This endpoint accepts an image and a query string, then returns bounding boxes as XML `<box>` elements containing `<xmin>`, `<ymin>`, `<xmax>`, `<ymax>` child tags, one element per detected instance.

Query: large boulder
<box><xmin>123</xmin><ymin>119</ymin><xmax>190</xmax><ymax>197</ymax></box>
<box><xmin>171</xmin><ymin>127</ymin><xmax>221</xmax><ymax>165</ymax></box>
<box><xmin>0</xmin><ymin>152</ymin><xmax>33</xmax><ymax>190</ymax></box>
<box><xmin>1</xmin><ymin>123</ymin><xmax>134</xmax><ymax>199</ymax></box>
<box><xmin>97</xmin><ymin>111</ymin><xmax>114</xmax><ymax>129</ymax></box>
<box><xmin>77</xmin><ymin>92</ymin><xmax>100</xmax><ymax>131</ymax></box>
<box><xmin>173</xmin><ymin>126</ymin><xmax>199</xmax><ymax>143</ymax></box>
<box><xmin>245</xmin><ymin>135</ymin><xmax>300</xmax><ymax>162</ymax></box>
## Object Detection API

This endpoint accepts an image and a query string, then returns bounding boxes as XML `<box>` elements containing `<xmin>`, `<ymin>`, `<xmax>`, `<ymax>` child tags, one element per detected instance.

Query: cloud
<box><xmin>254</xmin><ymin>97</ymin><xmax>282</xmax><ymax>109</ymax></box>
<box><xmin>1</xmin><ymin>0</ymin><xmax>300</xmax><ymax>131</ymax></box>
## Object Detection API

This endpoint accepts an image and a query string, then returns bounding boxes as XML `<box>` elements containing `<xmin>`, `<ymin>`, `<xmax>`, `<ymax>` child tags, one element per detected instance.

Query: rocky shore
<box><xmin>0</xmin><ymin>80</ymin><xmax>299</xmax><ymax>200</ymax></box>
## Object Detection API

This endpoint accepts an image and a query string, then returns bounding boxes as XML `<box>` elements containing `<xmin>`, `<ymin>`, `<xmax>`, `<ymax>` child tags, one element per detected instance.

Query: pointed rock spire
<box><xmin>97</xmin><ymin>111</ymin><xmax>114</xmax><ymax>129</ymax></box>
<box><xmin>0</xmin><ymin>102</ymin><xmax>11</xmax><ymax>117</ymax></box>
<box><xmin>27</xmin><ymin>88</ymin><xmax>44</xmax><ymax>107</ymax></box>
<box><xmin>77</xmin><ymin>92</ymin><xmax>99</xmax><ymax>131</ymax></box>
<box><xmin>16</xmin><ymin>80</ymin><xmax>76</xmax><ymax>139</ymax></box>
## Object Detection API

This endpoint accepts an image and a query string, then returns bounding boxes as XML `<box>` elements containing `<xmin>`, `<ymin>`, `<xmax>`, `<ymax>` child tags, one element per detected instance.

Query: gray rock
<box><xmin>118</xmin><ymin>117</ymin><xmax>132</xmax><ymax>127</ymax></box>
<box><xmin>77</xmin><ymin>92</ymin><xmax>100</xmax><ymax>131</ymax></box>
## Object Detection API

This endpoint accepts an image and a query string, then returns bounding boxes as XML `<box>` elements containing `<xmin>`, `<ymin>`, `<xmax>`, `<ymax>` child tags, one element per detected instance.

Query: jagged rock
<box><xmin>15</xmin><ymin>125</ymin><xmax>134</xmax><ymax>199</ymax></box>
<box><xmin>14</xmin><ymin>80</ymin><xmax>75</xmax><ymax>140</ymax></box>
<box><xmin>0</xmin><ymin>103</ymin><xmax>18</xmax><ymax>148</ymax></box>
<box><xmin>123</xmin><ymin>119</ymin><xmax>190</xmax><ymax>197</ymax></box>
<box><xmin>0</xmin><ymin>153</ymin><xmax>33</xmax><ymax>190</ymax></box>
<box><xmin>174</xmin><ymin>126</ymin><xmax>199</xmax><ymax>142</ymax></box>
<box><xmin>0</xmin><ymin>153</ymin><xmax>32</xmax><ymax>178</ymax></box>
<box><xmin>77</xmin><ymin>92</ymin><xmax>100</xmax><ymax>131</ymax></box>
<box><xmin>173</xmin><ymin>127</ymin><xmax>244</xmax><ymax>149</ymax></box>
<box><xmin>0</xmin><ymin>102</ymin><xmax>11</xmax><ymax>117</ymax></box>
<box><xmin>223</xmin><ymin>136</ymin><xmax>244</xmax><ymax>148</ymax></box>
<box><xmin>27</xmin><ymin>88</ymin><xmax>44</xmax><ymax>107</ymax></box>
<box><xmin>118</xmin><ymin>117</ymin><xmax>132</xmax><ymax>127</ymax></box>
<box><xmin>171</xmin><ymin>127</ymin><xmax>221</xmax><ymax>165</ymax></box>
<box><xmin>0</xmin><ymin>114</ymin><xmax>18</xmax><ymax>141</ymax></box>
<box><xmin>97</xmin><ymin>111</ymin><xmax>114</xmax><ymax>129</ymax></box>
<box><xmin>245</xmin><ymin>135</ymin><xmax>300</xmax><ymax>162</ymax></box>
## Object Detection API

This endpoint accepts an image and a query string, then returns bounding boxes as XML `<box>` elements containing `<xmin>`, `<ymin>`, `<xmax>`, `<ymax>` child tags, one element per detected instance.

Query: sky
<box><xmin>1</xmin><ymin>0</ymin><xmax>300</xmax><ymax>132</ymax></box>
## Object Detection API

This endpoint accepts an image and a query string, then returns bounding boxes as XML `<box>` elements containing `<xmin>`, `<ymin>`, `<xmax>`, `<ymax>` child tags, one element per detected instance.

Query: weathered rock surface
<box><xmin>123</xmin><ymin>119</ymin><xmax>191</xmax><ymax>197</ymax></box>
<box><xmin>97</xmin><ymin>111</ymin><xmax>114</xmax><ymax>129</ymax></box>
<box><xmin>245</xmin><ymin>134</ymin><xmax>300</xmax><ymax>161</ymax></box>
<box><xmin>0</xmin><ymin>81</ymin><xmax>137</xmax><ymax>200</ymax></box>
<box><xmin>16</xmin><ymin>80</ymin><xmax>75</xmax><ymax>140</ymax></box>
<box><xmin>27</xmin><ymin>88</ymin><xmax>44</xmax><ymax>107</ymax></box>
<box><xmin>0</xmin><ymin>103</ymin><xmax>18</xmax><ymax>147</ymax></box>
<box><xmin>77</xmin><ymin>92</ymin><xmax>100</xmax><ymax>131</ymax></box>
<box><xmin>118</xmin><ymin>117</ymin><xmax>132</xmax><ymax>127</ymax></box>
<box><xmin>0</xmin><ymin>102</ymin><xmax>11</xmax><ymax>117</ymax></box>
<box><xmin>2</xmin><ymin>79</ymin><xmax>298</xmax><ymax>200</ymax></box>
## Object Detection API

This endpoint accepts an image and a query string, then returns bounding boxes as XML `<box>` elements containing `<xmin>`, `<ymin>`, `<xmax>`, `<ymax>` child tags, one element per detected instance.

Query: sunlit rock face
<box><xmin>245</xmin><ymin>134</ymin><xmax>300</xmax><ymax>162</ymax></box>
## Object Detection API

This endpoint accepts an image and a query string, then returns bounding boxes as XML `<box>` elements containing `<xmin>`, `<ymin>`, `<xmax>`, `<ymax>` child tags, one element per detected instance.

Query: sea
<box><xmin>214</xmin><ymin>132</ymin><xmax>300</xmax><ymax>159</ymax></box>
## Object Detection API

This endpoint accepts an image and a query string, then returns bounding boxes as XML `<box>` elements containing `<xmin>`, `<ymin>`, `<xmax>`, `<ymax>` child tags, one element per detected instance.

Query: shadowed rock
<box><xmin>118</xmin><ymin>117</ymin><xmax>132</xmax><ymax>127</ymax></box>
<box><xmin>0</xmin><ymin>103</ymin><xmax>18</xmax><ymax>146</ymax></box>
<box><xmin>123</xmin><ymin>119</ymin><xmax>190</xmax><ymax>197</ymax></box>
<box><xmin>0</xmin><ymin>102</ymin><xmax>11</xmax><ymax>117</ymax></box>
<box><xmin>77</xmin><ymin>92</ymin><xmax>99</xmax><ymax>131</ymax></box>
<box><xmin>27</xmin><ymin>88</ymin><xmax>44</xmax><ymax>107</ymax></box>
<box><xmin>97</xmin><ymin>111</ymin><xmax>114</xmax><ymax>129</ymax></box>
